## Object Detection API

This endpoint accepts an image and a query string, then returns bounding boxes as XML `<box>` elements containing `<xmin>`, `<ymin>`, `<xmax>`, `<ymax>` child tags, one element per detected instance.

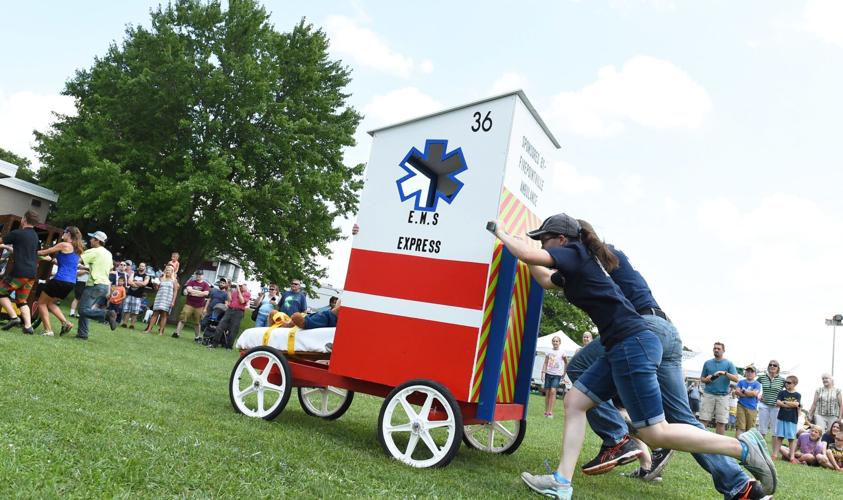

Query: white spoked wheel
<box><xmin>377</xmin><ymin>379</ymin><xmax>463</xmax><ymax>468</ymax></box>
<box><xmin>463</xmin><ymin>419</ymin><xmax>527</xmax><ymax>454</ymax></box>
<box><xmin>297</xmin><ymin>386</ymin><xmax>354</xmax><ymax>420</ymax></box>
<box><xmin>229</xmin><ymin>346</ymin><xmax>292</xmax><ymax>420</ymax></box>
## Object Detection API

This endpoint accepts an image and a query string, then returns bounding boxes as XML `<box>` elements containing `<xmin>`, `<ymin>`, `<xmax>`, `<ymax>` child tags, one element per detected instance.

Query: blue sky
<box><xmin>2</xmin><ymin>1</ymin><xmax>842</xmax><ymax>382</ymax></box>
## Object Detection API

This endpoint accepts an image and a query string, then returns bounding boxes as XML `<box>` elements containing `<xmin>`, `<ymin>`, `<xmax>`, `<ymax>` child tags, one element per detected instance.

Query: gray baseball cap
<box><xmin>87</xmin><ymin>230</ymin><xmax>108</xmax><ymax>243</ymax></box>
<box><xmin>527</xmin><ymin>214</ymin><xmax>581</xmax><ymax>240</ymax></box>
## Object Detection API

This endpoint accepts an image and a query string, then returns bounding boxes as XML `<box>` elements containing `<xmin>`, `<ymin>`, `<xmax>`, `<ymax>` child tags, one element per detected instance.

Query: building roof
<box><xmin>0</xmin><ymin>176</ymin><xmax>59</xmax><ymax>203</ymax></box>
<box><xmin>0</xmin><ymin>158</ymin><xmax>18</xmax><ymax>178</ymax></box>
<box><xmin>367</xmin><ymin>90</ymin><xmax>561</xmax><ymax>149</ymax></box>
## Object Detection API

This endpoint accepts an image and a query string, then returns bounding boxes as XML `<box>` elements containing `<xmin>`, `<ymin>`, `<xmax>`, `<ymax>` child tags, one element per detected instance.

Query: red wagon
<box><xmin>228</xmin><ymin>91</ymin><xmax>560</xmax><ymax>468</ymax></box>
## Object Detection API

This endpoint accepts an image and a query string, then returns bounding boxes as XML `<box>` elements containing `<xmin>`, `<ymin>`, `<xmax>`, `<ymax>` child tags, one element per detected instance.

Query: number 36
<box><xmin>471</xmin><ymin>111</ymin><xmax>492</xmax><ymax>132</ymax></box>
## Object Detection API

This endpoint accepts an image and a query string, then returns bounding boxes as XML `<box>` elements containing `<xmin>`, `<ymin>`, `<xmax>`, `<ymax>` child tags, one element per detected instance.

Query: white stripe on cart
<box><xmin>342</xmin><ymin>291</ymin><xmax>483</xmax><ymax>329</ymax></box>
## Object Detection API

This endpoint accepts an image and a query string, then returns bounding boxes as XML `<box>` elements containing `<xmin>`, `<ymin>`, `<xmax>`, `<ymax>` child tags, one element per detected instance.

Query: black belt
<box><xmin>638</xmin><ymin>307</ymin><xmax>670</xmax><ymax>323</ymax></box>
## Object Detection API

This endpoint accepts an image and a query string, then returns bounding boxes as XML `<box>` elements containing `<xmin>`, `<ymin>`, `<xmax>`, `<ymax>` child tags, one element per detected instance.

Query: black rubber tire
<box><xmin>228</xmin><ymin>346</ymin><xmax>292</xmax><ymax>421</ymax></box>
<box><xmin>297</xmin><ymin>387</ymin><xmax>354</xmax><ymax>420</ymax></box>
<box><xmin>377</xmin><ymin>379</ymin><xmax>463</xmax><ymax>468</ymax></box>
<box><xmin>462</xmin><ymin>419</ymin><xmax>527</xmax><ymax>455</ymax></box>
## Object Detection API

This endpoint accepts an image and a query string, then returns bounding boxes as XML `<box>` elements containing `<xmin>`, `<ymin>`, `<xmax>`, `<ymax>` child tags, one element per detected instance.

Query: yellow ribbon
<box><xmin>261</xmin><ymin>311</ymin><xmax>292</xmax><ymax>346</ymax></box>
<box><xmin>287</xmin><ymin>327</ymin><xmax>299</xmax><ymax>356</ymax></box>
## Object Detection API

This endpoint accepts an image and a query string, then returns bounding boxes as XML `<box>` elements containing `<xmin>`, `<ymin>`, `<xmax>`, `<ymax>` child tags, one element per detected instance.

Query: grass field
<box><xmin>0</xmin><ymin>311</ymin><xmax>838</xmax><ymax>499</ymax></box>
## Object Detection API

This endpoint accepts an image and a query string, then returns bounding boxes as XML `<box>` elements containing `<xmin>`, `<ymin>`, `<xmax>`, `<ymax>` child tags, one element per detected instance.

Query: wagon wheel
<box><xmin>463</xmin><ymin>419</ymin><xmax>527</xmax><ymax>454</ymax></box>
<box><xmin>377</xmin><ymin>379</ymin><xmax>463</xmax><ymax>468</ymax></box>
<box><xmin>229</xmin><ymin>346</ymin><xmax>292</xmax><ymax>420</ymax></box>
<box><xmin>297</xmin><ymin>386</ymin><xmax>354</xmax><ymax>420</ymax></box>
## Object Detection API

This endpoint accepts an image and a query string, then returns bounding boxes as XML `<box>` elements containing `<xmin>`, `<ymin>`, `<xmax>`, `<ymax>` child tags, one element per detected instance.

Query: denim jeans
<box><xmin>570</xmin><ymin>316</ymin><xmax>750</xmax><ymax>499</ymax></box>
<box><xmin>78</xmin><ymin>284</ymin><xmax>109</xmax><ymax>337</ymax></box>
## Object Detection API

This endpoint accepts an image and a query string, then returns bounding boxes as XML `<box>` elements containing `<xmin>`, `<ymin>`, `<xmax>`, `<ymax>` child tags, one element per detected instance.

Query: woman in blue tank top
<box><xmin>35</xmin><ymin>226</ymin><xmax>84</xmax><ymax>337</ymax></box>
<box><xmin>491</xmin><ymin>214</ymin><xmax>776</xmax><ymax>499</ymax></box>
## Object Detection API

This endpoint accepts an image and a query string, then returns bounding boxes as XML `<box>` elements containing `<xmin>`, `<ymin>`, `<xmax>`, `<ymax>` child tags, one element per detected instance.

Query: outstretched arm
<box><xmin>491</xmin><ymin>223</ymin><xmax>553</xmax><ymax>267</ymax></box>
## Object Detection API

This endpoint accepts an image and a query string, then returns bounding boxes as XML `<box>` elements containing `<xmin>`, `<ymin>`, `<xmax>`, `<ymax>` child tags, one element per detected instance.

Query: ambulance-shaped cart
<box><xmin>228</xmin><ymin>91</ymin><xmax>559</xmax><ymax>468</ymax></box>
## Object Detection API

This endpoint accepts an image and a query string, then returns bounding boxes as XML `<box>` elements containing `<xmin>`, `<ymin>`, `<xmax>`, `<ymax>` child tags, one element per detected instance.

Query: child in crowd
<box><xmin>734</xmin><ymin>365</ymin><xmax>762</xmax><ymax>438</ymax></box>
<box><xmin>541</xmin><ymin>336</ymin><xmax>566</xmax><ymax>418</ymax></box>
<box><xmin>167</xmin><ymin>252</ymin><xmax>180</xmax><ymax>276</ymax></box>
<box><xmin>824</xmin><ymin>422</ymin><xmax>843</xmax><ymax>472</ymax></box>
<box><xmin>773</xmin><ymin>375</ymin><xmax>801</xmax><ymax>461</ymax></box>
<box><xmin>107</xmin><ymin>276</ymin><xmax>127</xmax><ymax>325</ymax></box>
<box><xmin>781</xmin><ymin>425</ymin><xmax>829</xmax><ymax>467</ymax></box>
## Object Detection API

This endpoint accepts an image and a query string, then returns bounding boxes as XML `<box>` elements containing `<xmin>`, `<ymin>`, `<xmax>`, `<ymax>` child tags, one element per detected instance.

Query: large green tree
<box><xmin>0</xmin><ymin>147</ymin><xmax>39</xmax><ymax>183</ymax></box>
<box><xmin>35</xmin><ymin>0</ymin><xmax>362</xmax><ymax>286</ymax></box>
<box><xmin>540</xmin><ymin>289</ymin><xmax>596</xmax><ymax>345</ymax></box>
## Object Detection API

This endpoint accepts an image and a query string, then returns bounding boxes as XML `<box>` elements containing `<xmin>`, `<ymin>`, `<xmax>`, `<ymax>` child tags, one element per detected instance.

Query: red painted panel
<box><xmin>344</xmin><ymin>248</ymin><xmax>489</xmax><ymax>310</ymax></box>
<box><xmin>329</xmin><ymin>308</ymin><xmax>479</xmax><ymax>401</ymax></box>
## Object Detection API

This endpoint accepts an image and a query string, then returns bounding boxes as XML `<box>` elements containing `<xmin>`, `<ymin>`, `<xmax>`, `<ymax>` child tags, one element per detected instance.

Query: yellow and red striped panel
<box><xmin>469</xmin><ymin>188</ymin><xmax>540</xmax><ymax>402</ymax></box>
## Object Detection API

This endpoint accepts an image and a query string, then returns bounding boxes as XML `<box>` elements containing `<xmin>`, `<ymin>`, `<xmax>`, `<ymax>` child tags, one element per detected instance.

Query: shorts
<box><xmin>123</xmin><ymin>295</ymin><xmax>143</xmax><ymax>315</ymax></box>
<box><xmin>179</xmin><ymin>304</ymin><xmax>204</xmax><ymax>324</ymax></box>
<box><xmin>574</xmin><ymin>331</ymin><xmax>665</xmax><ymax>430</ymax></box>
<box><xmin>42</xmin><ymin>279</ymin><xmax>75</xmax><ymax>300</ymax></box>
<box><xmin>699</xmin><ymin>393</ymin><xmax>731</xmax><ymax>424</ymax></box>
<box><xmin>757</xmin><ymin>402</ymin><xmax>779</xmax><ymax>435</ymax></box>
<box><xmin>544</xmin><ymin>374</ymin><xmax>562</xmax><ymax>389</ymax></box>
<box><xmin>735</xmin><ymin>404</ymin><xmax>758</xmax><ymax>431</ymax></box>
<box><xmin>74</xmin><ymin>281</ymin><xmax>87</xmax><ymax>300</ymax></box>
<box><xmin>0</xmin><ymin>276</ymin><xmax>35</xmax><ymax>305</ymax></box>
<box><xmin>775</xmin><ymin>420</ymin><xmax>797</xmax><ymax>440</ymax></box>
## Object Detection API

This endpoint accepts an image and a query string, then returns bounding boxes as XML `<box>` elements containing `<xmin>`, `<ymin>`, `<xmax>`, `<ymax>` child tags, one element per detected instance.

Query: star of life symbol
<box><xmin>396</xmin><ymin>139</ymin><xmax>468</xmax><ymax>212</ymax></box>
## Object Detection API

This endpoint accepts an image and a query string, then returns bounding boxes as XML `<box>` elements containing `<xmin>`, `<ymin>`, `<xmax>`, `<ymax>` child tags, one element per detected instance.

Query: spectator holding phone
<box><xmin>700</xmin><ymin>342</ymin><xmax>739</xmax><ymax>435</ymax></box>
<box><xmin>254</xmin><ymin>283</ymin><xmax>279</xmax><ymax>327</ymax></box>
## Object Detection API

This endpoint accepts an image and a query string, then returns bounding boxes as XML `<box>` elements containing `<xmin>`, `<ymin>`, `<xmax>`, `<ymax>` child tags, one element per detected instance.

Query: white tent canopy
<box><xmin>535</xmin><ymin>331</ymin><xmax>580</xmax><ymax>357</ymax></box>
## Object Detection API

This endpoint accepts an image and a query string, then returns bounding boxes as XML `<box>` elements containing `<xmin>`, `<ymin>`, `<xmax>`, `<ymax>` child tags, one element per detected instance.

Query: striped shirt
<box><xmin>816</xmin><ymin>386</ymin><xmax>842</xmax><ymax>417</ymax></box>
<box><xmin>758</xmin><ymin>373</ymin><xmax>785</xmax><ymax>406</ymax></box>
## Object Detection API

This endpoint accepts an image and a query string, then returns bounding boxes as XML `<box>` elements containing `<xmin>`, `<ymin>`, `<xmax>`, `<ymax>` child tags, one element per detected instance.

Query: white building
<box><xmin>0</xmin><ymin>158</ymin><xmax>58</xmax><ymax>223</ymax></box>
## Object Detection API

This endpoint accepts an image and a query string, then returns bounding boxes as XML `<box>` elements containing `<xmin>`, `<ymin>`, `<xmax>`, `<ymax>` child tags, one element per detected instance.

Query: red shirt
<box><xmin>229</xmin><ymin>288</ymin><xmax>251</xmax><ymax>310</ymax></box>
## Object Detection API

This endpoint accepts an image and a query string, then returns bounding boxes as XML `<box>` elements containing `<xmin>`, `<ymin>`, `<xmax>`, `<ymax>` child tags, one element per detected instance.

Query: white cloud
<box><xmin>489</xmin><ymin>72</ymin><xmax>528</xmax><ymax>95</ymax></box>
<box><xmin>363</xmin><ymin>87</ymin><xmax>443</xmax><ymax>127</ymax></box>
<box><xmin>618</xmin><ymin>173</ymin><xmax>644</xmax><ymax>203</ymax></box>
<box><xmin>802</xmin><ymin>0</ymin><xmax>843</xmax><ymax>47</ymax></box>
<box><xmin>547</xmin><ymin>55</ymin><xmax>712</xmax><ymax>138</ymax></box>
<box><xmin>325</xmin><ymin>16</ymin><xmax>432</xmax><ymax>78</ymax></box>
<box><xmin>550</xmin><ymin>159</ymin><xmax>603</xmax><ymax>194</ymax></box>
<box><xmin>0</xmin><ymin>89</ymin><xmax>75</xmax><ymax>168</ymax></box>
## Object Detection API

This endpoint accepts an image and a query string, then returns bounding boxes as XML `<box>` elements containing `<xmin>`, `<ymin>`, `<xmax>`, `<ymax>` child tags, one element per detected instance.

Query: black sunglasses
<box><xmin>785</xmin><ymin>381</ymin><xmax>794</xmax><ymax>385</ymax></box>
<box><xmin>768</xmin><ymin>364</ymin><xmax>778</xmax><ymax>367</ymax></box>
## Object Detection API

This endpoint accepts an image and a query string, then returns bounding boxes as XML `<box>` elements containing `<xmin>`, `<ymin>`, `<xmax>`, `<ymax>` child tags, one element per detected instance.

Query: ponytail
<box><xmin>577</xmin><ymin>219</ymin><xmax>618</xmax><ymax>273</ymax></box>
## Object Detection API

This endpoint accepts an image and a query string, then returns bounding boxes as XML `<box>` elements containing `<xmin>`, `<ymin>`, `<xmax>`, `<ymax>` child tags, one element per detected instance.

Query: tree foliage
<box><xmin>35</xmin><ymin>0</ymin><xmax>362</xmax><ymax>286</ymax></box>
<box><xmin>0</xmin><ymin>147</ymin><xmax>39</xmax><ymax>183</ymax></box>
<box><xmin>540</xmin><ymin>289</ymin><xmax>596</xmax><ymax>345</ymax></box>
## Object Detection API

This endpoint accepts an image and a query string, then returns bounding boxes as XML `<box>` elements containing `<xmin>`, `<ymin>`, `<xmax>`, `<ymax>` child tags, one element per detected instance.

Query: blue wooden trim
<box><xmin>476</xmin><ymin>247</ymin><xmax>518</xmax><ymax>422</ymax></box>
<box><xmin>513</xmin><ymin>276</ymin><xmax>545</xmax><ymax>410</ymax></box>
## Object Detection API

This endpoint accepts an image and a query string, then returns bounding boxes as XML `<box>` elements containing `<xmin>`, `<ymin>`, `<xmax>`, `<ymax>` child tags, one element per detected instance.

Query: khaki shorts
<box><xmin>179</xmin><ymin>304</ymin><xmax>204</xmax><ymax>324</ymax></box>
<box><xmin>735</xmin><ymin>404</ymin><xmax>758</xmax><ymax>431</ymax></box>
<box><xmin>699</xmin><ymin>393</ymin><xmax>731</xmax><ymax>424</ymax></box>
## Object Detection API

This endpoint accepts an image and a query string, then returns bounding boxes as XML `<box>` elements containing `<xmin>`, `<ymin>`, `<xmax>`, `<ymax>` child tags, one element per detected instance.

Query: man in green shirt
<box><xmin>75</xmin><ymin>230</ymin><xmax>115</xmax><ymax>339</ymax></box>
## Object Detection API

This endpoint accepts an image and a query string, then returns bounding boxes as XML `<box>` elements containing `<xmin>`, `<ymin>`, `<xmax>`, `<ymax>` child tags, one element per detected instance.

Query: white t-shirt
<box><xmin>544</xmin><ymin>350</ymin><xmax>566</xmax><ymax>376</ymax></box>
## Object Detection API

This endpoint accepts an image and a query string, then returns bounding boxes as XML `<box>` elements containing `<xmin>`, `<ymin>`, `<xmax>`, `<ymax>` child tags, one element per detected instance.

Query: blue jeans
<box><xmin>78</xmin><ymin>284</ymin><xmax>109</xmax><ymax>337</ymax></box>
<box><xmin>255</xmin><ymin>313</ymin><xmax>269</xmax><ymax>327</ymax></box>
<box><xmin>570</xmin><ymin>317</ymin><xmax>750</xmax><ymax>499</ymax></box>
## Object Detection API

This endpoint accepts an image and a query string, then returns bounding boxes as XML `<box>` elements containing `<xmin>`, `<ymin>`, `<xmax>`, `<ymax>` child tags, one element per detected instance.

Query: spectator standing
<box><xmin>700</xmin><ymin>342</ymin><xmax>740</xmax><ymax>435</ymax></box>
<box><xmin>173</xmin><ymin>269</ymin><xmax>210</xmax><ymax>339</ymax></box>
<box><xmin>735</xmin><ymin>366</ymin><xmax>762</xmax><ymax>437</ymax></box>
<box><xmin>582</xmin><ymin>331</ymin><xmax>593</xmax><ymax>346</ymax></box>
<box><xmin>121</xmin><ymin>262</ymin><xmax>150</xmax><ymax>329</ymax></box>
<box><xmin>109</xmin><ymin>261</ymin><xmax>129</xmax><ymax>288</ymax></box>
<box><xmin>757</xmin><ymin>360</ymin><xmax>786</xmax><ymax>440</ymax></box>
<box><xmin>34</xmin><ymin>226</ymin><xmax>83</xmax><ymax>337</ymax></box>
<box><xmin>254</xmin><ymin>283</ymin><xmax>279</xmax><ymax>327</ymax></box>
<box><xmin>279</xmin><ymin>279</ymin><xmax>307</xmax><ymax>316</ymax></box>
<box><xmin>76</xmin><ymin>231</ymin><xmax>116</xmax><ymax>339</ymax></box>
<box><xmin>772</xmin><ymin>375</ymin><xmax>801</xmax><ymax>460</ymax></box>
<box><xmin>807</xmin><ymin>374</ymin><xmax>843</xmax><ymax>433</ymax></box>
<box><xmin>688</xmin><ymin>382</ymin><xmax>701</xmax><ymax>417</ymax></box>
<box><xmin>0</xmin><ymin>210</ymin><xmax>42</xmax><ymax>334</ymax></box>
<box><xmin>107</xmin><ymin>276</ymin><xmax>127</xmax><ymax>324</ymax></box>
<box><xmin>541</xmin><ymin>336</ymin><xmax>567</xmax><ymax>418</ymax></box>
<box><xmin>213</xmin><ymin>281</ymin><xmax>250</xmax><ymax>349</ymax></box>
<box><xmin>143</xmin><ymin>264</ymin><xmax>178</xmax><ymax>335</ymax></box>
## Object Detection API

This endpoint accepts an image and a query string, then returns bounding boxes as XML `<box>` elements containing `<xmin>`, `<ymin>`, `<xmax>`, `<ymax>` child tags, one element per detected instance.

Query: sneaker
<box><xmin>171</xmin><ymin>332</ymin><xmax>179</xmax><ymax>338</ymax></box>
<box><xmin>107</xmin><ymin>311</ymin><xmax>118</xmax><ymax>331</ymax></box>
<box><xmin>738</xmin><ymin>428</ymin><xmax>777</xmax><ymax>495</ymax></box>
<box><xmin>72</xmin><ymin>335</ymin><xmax>88</xmax><ymax>340</ymax></box>
<box><xmin>22</xmin><ymin>326</ymin><xmax>34</xmax><ymax>335</ymax></box>
<box><xmin>31</xmin><ymin>317</ymin><xmax>42</xmax><ymax>330</ymax></box>
<box><xmin>581</xmin><ymin>435</ymin><xmax>642</xmax><ymax>475</ymax></box>
<box><xmin>729</xmin><ymin>480</ymin><xmax>772</xmax><ymax>500</ymax></box>
<box><xmin>41</xmin><ymin>331</ymin><xmax>55</xmax><ymax>337</ymax></box>
<box><xmin>1</xmin><ymin>317</ymin><xmax>21</xmax><ymax>330</ymax></box>
<box><xmin>622</xmin><ymin>467</ymin><xmax>663</xmax><ymax>482</ymax></box>
<box><xmin>60</xmin><ymin>323</ymin><xmax>73</xmax><ymax>336</ymax></box>
<box><xmin>644</xmin><ymin>448</ymin><xmax>674</xmax><ymax>481</ymax></box>
<box><xmin>520</xmin><ymin>472</ymin><xmax>573</xmax><ymax>500</ymax></box>
<box><xmin>69</xmin><ymin>312</ymin><xmax>76</xmax><ymax>318</ymax></box>
<box><xmin>120</xmin><ymin>323</ymin><xmax>128</xmax><ymax>328</ymax></box>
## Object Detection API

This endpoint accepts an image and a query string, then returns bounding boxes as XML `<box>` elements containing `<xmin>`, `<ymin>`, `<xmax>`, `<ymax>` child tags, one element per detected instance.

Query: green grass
<box><xmin>0</xmin><ymin>311</ymin><xmax>837</xmax><ymax>499</ymax></box>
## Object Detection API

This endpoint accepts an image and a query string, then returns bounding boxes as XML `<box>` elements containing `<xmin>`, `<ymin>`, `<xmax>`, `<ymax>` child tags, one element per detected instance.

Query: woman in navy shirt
<box><xmin>492</xmin><ymin>214</ymin><xmax>776</xmax><ymax>499</ymax></box>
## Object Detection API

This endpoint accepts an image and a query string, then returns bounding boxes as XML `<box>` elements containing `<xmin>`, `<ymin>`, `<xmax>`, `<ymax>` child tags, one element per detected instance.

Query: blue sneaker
<box><xmin>520</xmin><ymin>472</ymin><xmax>573</xmax><ymax>499</ymax></box>
<box><xmin>738</xmin><ymin>429</ymin><xmax>777</xmax><ymax>495</ymax></box>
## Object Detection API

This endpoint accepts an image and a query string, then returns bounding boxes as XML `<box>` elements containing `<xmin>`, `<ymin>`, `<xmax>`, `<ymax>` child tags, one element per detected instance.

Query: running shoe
<box><xmin>60</xmin><ymin>323</ymin><xmax>73</xmax><ymax>336</ymax></box>
<box><xmin>582</xmin><ymin>435</ymin><xmax>642</xmax><ymax>475</ymax></box>
<box><xmin>738</xmin><ymin>428</ymin><xmax>777</xmax><ymax>495</ymax></box>
<box><xmin>621</xmin><ymin>467</ymin><xmax>663</xmax><ymax>482</ymax></box>
<box><xmin>644</xmin><ymin>448</ymin><xmax>674</xmax><ymax>481</ymax></box>
<box><xmin>520</xmin><ymin>472</ymin><xmax>573</xmax><ymax>499</ymax></box>
<box><xmin>22</xmin><ymin>326</ymin><xmax>34</xmax><ymax>335</ymax></box>
<box><xmin>1</xmin><ymin>317</ymin><xmax>21</xmax><ymax>330</ymax></box>
<box><xmin>41</xmin><ymin>331</ymin><xmax>54</xmax><ymax>337</ymax></box>
<box><xmin>107</xmin><ymin>311</ymin><xmax>118</xmax><ymax>331</ymax></box>
<box><xmin>729</xmin><ymin>480</ymin><xmax>772</xmax><ymax>500</ymax></box>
